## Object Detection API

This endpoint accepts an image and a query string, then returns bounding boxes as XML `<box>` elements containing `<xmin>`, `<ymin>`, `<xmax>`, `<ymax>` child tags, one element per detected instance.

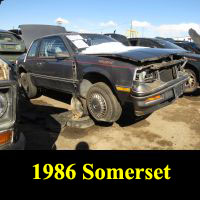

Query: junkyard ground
<box><xmin>19</xmin><ymin>89</ymin><xmax>200</xmax><ymax>150</ymax></box>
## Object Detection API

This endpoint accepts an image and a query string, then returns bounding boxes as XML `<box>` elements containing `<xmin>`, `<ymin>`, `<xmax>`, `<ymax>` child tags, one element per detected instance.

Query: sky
<box><xmin>1</xmin><ymin>0</ymin><xmax>200</xmax><ymax>38</ymax></box>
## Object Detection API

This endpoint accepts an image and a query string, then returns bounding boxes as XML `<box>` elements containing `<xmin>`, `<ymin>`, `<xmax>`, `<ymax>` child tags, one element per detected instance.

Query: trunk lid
<box><xmin>19</xmin><ymin>24</ymin><xmax>67</xmax><ymax>49</ymax></box>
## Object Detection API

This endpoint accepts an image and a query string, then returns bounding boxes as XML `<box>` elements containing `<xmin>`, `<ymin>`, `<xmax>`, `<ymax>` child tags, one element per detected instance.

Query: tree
<box><xmin>0</xmin><ymin>0</ymin><xmax>4</xmax><ymax>5</ymax></box>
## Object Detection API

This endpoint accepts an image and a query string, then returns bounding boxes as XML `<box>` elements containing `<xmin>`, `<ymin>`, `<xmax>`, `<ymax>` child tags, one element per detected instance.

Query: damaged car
<box><xmin>17</xmin><ymin>33</ymin><xmax>189</xmax><ymax>123</ymax></box>
<box><xmin>129</xmin><ymin>37</ymin><xmax>200</xmax><ymax>94</ymax></box>
<box><xmin>0</xmin><ymin>56</ymin><xmax>25</xmax><ymax>150</ymax></box>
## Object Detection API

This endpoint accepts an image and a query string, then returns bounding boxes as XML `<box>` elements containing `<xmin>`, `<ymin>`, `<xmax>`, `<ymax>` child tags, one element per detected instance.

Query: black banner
<box><xmin>1</xmin><ymin>151</ymin><xmax>200</xmax><ymax>186</ymax></box>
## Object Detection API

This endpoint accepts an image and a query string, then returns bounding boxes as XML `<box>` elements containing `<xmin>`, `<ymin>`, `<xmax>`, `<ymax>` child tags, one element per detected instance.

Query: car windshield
<box><xmin>156</xmin><ymin>39</ymin><xmax>184</xmax><ymax>50</ymax></box>
<box><xmin>0</xmin><ymin>33</ymin><xmax>16</xmax><ymax>43</ymax></box>
<box><xmin>66</xmin><ymin>34</ymin><xmax>117</xmax><ymax>52</ymax></box>
<box><xmin>81</xmin><ymin>34</ymin><xmax>117</xmax><ymax>46</ymax></box>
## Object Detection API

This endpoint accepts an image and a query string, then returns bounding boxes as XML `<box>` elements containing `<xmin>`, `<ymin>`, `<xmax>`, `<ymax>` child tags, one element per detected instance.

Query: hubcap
<box><xmin>88</xmin><ymin>93</ymin><xmax>107</xmax><ymax>119</ymax></box>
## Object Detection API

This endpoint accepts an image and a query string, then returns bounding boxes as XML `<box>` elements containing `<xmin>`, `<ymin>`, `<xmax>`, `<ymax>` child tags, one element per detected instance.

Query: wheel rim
<box><xmin>185</xmin><ymin>72</ymin><xmax>196</xmax><ymax>89</ymax></box>
<box><xmin>88</xmin><ymin>93</ymin><xmax>108</xmax><ymax>120</ymax></box>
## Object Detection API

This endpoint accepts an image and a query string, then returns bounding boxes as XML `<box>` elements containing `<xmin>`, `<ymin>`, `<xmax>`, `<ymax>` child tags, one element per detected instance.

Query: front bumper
<box><xmin>131</xmin><ymin>73</ymin><xmax>189</xmax><ymax>116</ymax></box>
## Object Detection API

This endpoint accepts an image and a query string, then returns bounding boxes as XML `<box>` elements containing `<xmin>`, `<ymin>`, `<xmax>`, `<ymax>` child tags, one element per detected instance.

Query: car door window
<box><xmin>39</xmin><ymin>37</ymin><xmax>69</xmax><ymax>58</ymax></box>
<box><xmin>27</xmin><ymin>40</ymin><xmax>40</xmax><ymax>57</ymax></box>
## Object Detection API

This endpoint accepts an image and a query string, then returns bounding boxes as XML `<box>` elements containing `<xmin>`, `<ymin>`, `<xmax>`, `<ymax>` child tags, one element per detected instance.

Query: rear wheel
<box><xmin>19</xmin><ymin>72</ymin><xmax>39</xmax><ymax>99</ymax></box>
<box><xmin>86</xmin><ymin>82</ymin><xmax>122</xmax><ymax>123</ymax></box>
<box><xmin>184</xmin><ymin>69</ymin><xmax>199</xmax><ymax>94</ymax></box>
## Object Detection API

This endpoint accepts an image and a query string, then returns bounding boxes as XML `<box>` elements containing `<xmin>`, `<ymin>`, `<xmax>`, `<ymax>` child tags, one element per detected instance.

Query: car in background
<box><xmin>17</xmin><ymin>32</ymin><xmax>188</xmax><ymax>124</ymax></box>
<box><xmin>0</xmin><ymin>30</ymin><xmax>26</xmax><ymax>63</ymax></box>
<box><xmin>105</xmin><ymin>33</ymin><xmax>131</xmax><ymax>46</ymax></box>
<box><xmin>174</xmin><ymin>41</ymin><xmax>200</xmax><ymax>54</ymax></box>
<box><xmin>129</xmin><ymin>37</ymin><xmax>200</xmax><ymax>94</ymax></box>
<box><xmin>0</xmin><ymin>25</ymin><xmax>68</xmax><ymax>64</ymax></box>
<box><xmin>0</xmin><ymin>56</ymin><xmax>25</xmax><ymax>150</ymax></box>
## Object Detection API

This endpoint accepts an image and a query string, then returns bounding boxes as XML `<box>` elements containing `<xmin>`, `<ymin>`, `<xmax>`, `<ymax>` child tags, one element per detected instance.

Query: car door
<box><xmin>35</xmin><ymin>36</ymin><xmax>74</xmax><ymax>93</ymax></box>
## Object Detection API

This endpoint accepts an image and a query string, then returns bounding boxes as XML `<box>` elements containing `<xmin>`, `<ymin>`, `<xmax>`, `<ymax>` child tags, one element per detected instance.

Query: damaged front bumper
<box><xmin>131</xmin><ymin>72</ymin><xmax>189</xmax><ymax>116</ymax></box>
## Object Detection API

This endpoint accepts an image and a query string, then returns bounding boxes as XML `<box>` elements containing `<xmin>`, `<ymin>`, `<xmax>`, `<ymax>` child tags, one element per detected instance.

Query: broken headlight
<box><xmin>135</xmin><ymin>69</ymin><xmax>157</xmax><ymax>83</ymax></box>
<box><xmin>0</xmin><ymin>93</ymin><xmax>8</xmax><ymax>118</ymax></box>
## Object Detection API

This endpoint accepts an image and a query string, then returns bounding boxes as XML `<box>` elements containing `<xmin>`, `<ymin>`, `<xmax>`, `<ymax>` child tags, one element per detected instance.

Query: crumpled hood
<box><xmin>81</xmin><ymin>42</ymin><xmax>187</xmax><ymax>63</ymax></box>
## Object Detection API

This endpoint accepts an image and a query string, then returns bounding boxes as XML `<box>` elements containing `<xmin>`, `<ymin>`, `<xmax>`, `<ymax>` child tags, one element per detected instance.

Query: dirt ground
<box><xmin>19</xmin><ymin>89</ymin><xmax>200</xmax><ymax>150</ymax></box>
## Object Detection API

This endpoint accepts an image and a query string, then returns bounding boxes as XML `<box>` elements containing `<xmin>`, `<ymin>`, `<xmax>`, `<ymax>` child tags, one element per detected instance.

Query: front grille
<box><xmin>159</xmin><ymin>67</ymin><xmax>177</xmax><ymax>82</ymax></box>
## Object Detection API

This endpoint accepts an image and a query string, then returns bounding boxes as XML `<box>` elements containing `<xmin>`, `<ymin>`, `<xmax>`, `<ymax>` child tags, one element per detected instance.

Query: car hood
<box><xmin>19</xmin><ymin>24</ymin><xmax>67</xmax><ymax>49</ymax></box>
<box><xmin>81</xmin><ymin>42</ymin><xmax>186</xmax><ymax>63</ymax></box>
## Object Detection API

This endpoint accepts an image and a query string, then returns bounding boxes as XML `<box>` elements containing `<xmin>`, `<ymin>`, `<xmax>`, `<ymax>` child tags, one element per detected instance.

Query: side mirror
<box><xmin>55</xmin><ymin>52</ymin><xmax>70</xmax><ymax>60</ymax></box>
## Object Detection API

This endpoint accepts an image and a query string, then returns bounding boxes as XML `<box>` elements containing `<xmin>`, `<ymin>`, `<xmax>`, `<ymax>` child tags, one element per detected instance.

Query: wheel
<box><xmin>86</xmin><ymin>82</ymin><xmax>122</xmax><ymax>123</ymax></box>
<box><xmin>19</xmin><ymin>72</ymin><xmax>38</xmax><ymax>99</ymax></box>
<box><xmin>184</xmin><ymin>69</ymin><xmax>199</xmax><ymax>94</ymax></box>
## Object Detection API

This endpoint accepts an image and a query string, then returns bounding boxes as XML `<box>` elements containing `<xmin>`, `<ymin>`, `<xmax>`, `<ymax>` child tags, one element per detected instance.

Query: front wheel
<box><xmin>184</xmin><ymin>69</ymin><xmax>199</xmax><ymax>94</ymax></box>
<box><xmin>86</xmin><ymin>82</ymin><xmax>122</xmax><ymax>123</ymax></box>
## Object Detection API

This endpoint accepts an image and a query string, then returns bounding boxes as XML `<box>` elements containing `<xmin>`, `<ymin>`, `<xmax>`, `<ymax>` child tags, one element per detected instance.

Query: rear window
<box><xmin>0</xmin><ymin>33</ymin><xmax>16</xmax><ymax>42</ymax></box>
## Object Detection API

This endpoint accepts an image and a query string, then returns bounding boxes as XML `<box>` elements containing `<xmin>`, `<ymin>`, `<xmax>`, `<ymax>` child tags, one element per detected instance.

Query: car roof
<box><xmin>36</xmin><ymin>32</ymin><xmax>78</xmax><ymax>39</ymax></box>
<box><xmin>36</xmin><ymin>32</ymin><xmax>104</xmax><ymax>39</ymax></box>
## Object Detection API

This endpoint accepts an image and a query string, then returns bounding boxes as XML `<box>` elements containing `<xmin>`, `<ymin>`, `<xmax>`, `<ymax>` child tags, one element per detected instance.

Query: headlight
<box><xmin>0</xmin><ymin>93</ymin><xmax>8</xmax><ymax>118</ymax></box>
<box><xmin>139</xmin><ymin>71</ymin><xmax>147</xmax><ymax>81</ymax></box>
<box><xmin>135</xmin><ymin>70</ymin><xmax>156</xmax><ymax>83</ymax></box>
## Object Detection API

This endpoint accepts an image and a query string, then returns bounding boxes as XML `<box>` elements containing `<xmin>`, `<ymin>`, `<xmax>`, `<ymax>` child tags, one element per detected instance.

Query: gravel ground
<box><xmin>19</xmin><ymin>90</ymin><xmax>200</xmax><ymax>150</ymax></box>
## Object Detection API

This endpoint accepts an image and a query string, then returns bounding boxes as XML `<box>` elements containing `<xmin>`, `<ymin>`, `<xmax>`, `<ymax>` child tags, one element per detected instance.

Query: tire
<box><xmin>19</xmin><ymin>72</ymin><xmax>38</xmax><ymax>99</ymax></box>
<box><xmin>86</xmin><ymin>82</ymin><xmax>122</xmax><ymax>123</ymax></box>
<box><xmin>184</xmin><ymin>69</ymin><xmax>199</xmax><ymax>94</ymax></box>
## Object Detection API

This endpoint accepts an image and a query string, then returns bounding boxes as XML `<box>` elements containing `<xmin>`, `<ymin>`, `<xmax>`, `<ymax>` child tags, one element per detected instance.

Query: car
<box><xmin>0</xmin><ymin>56</ymin><xmax>25</xmax><ymax>150</ymax></box>
<box><xmin>174</xmin><ymin>41</ymin><xmax>200</xmax><ymax>54</ymax></box>
<box><xmin>17</xmin><ymin>32</ymin><xmax>188</xmax><ymax>124</ymax></box>
<box><xmin>0</xmin><ymin>30</ymin><xmax>26</xmax><ymax>63</ymax></box>
<box><xmin>105</xmin><ymin>33</ymin><xmax>131</xmax><ymax>46</ymax></box>
<box><xmin>129</xmin><ymin>37</ymin><xmax>200</xmax><ymax>94</ymax></box>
